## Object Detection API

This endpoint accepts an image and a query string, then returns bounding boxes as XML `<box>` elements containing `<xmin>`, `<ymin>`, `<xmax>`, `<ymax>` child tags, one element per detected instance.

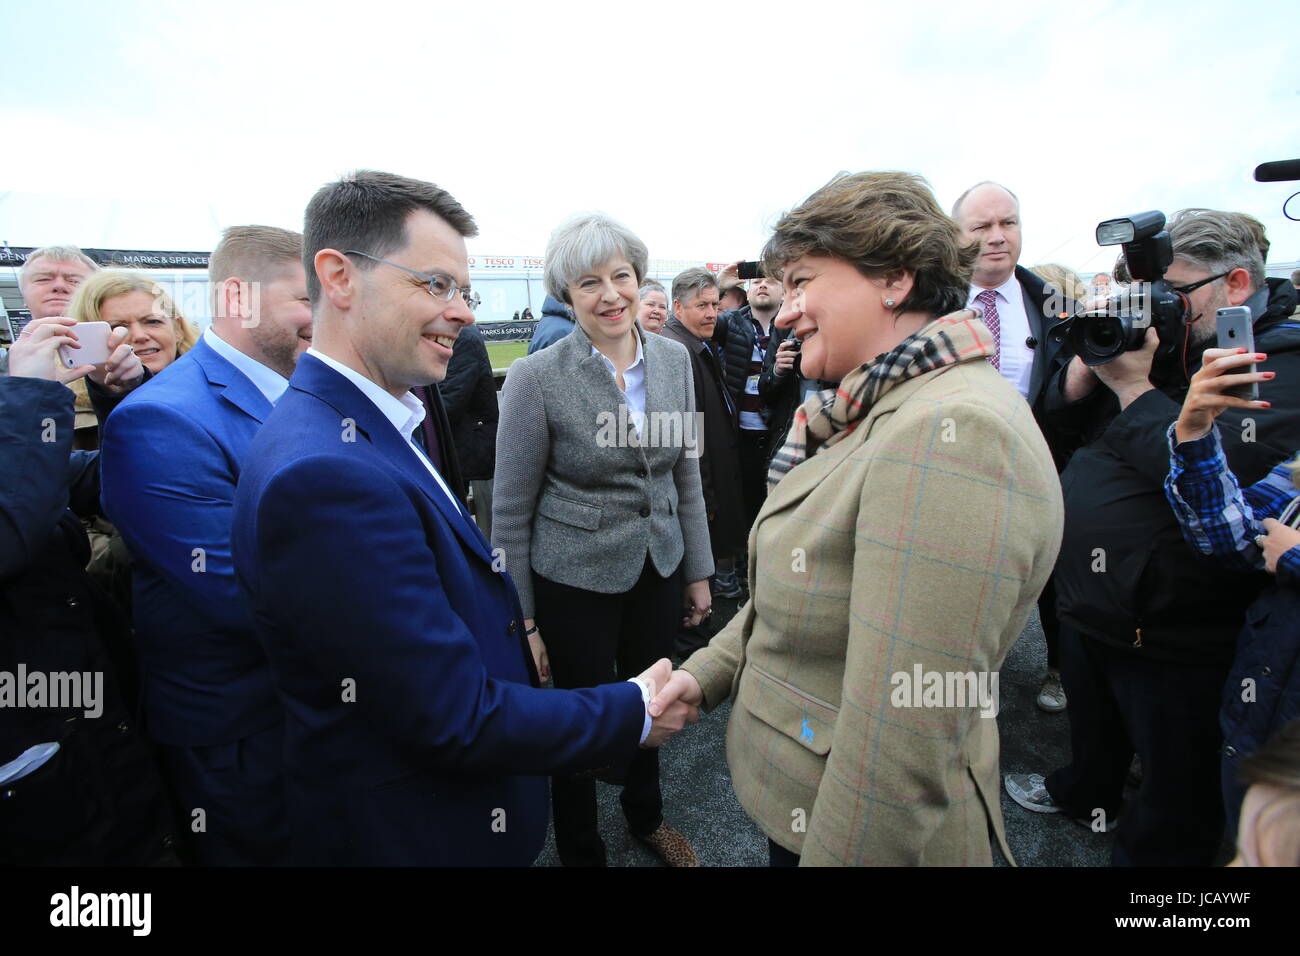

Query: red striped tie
<box><xmin>976</xmin><ymin>289</ymin><xmax>1002</xmax><ymax>370</ymax></box>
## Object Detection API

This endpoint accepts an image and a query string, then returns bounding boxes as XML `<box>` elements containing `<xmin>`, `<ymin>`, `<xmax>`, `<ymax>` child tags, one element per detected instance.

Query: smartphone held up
<box><xmin>57</xmin><ymin>321</ymin><xmax>114</xmax><ymax>370</ymax></box>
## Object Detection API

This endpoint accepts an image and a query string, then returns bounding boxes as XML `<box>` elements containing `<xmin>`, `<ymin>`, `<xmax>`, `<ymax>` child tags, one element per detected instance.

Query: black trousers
<box><xmin>768</xmin><ymin>838</ymin><xmax>800</xmax><ymax>867</ymax></box>
<box><xmin>1044</xmin><ymin>626</ymin><xmax>1229</xmax><ymax>866</ymax></box>
<box><xmin>533</xmin><ymin>557</ymin><xmax>682</xmax><ymax>866</ymax></box>
<box><xmin>1037</xmin><ymin>573</ymin><xmax>1061</xmax><ymax>671</ymax></box>
<box><xmin>738</xmin><ymin>429</ymin><xmax>769</xmax><ymax>535</ymax></box>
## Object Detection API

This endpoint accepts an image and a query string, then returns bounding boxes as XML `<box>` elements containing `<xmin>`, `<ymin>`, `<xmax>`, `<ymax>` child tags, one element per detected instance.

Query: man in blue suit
<box><xmin>230</xmin><ymin>170</ymin><xmax>693</xmax><ymax>866</ymax></box>
<box><xmin>100</xmin><ymin>225</ymin><xmax>313</xmax><ymax>865</ymax></box>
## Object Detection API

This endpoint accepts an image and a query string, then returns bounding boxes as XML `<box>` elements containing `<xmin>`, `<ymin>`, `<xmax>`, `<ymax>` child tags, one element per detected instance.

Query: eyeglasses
<box><xmin>1171</xmin><ymin>271</ymin><xmax>1230</xmax><ymax>296</ymax></box>
<box><xmin>343</xmin><ymin>250</ymin><xmax>477</xmax><ymax>311</ymax></box>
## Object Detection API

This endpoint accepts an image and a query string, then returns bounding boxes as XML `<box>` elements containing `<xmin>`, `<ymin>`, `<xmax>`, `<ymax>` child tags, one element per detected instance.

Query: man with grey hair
<box><xmin>18</xmin><ymin>245</ymin><xmax>100</xmax><ymax>324</ymax></box>
<box><xmin>661</xmin><ymin>268</ymin><xmax>746</xmax><ymax>618</ymax></box>
<box><xmin>1005</xmin><ymin>209</ymin><xmax>1300</xmax><ymax>866</ymax></box>
<box><xmin>3</xmin><ymin>245</ymin><xmax>101</xmax><ymax>374</ymax></box>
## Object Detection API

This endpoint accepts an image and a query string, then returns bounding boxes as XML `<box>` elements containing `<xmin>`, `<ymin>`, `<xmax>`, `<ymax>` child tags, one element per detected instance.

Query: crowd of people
<box><xmin>2</xmin><ymin>167</ymin><xmax>1299</xmax><ymax>868</ymax></box>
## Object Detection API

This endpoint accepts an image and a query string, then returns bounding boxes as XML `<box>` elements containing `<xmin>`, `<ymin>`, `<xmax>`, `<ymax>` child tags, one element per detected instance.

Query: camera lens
<box><xmin>1084</xmin><ymin>316</ymin><xmax>1124</xmax><ymax>358</ymax></box>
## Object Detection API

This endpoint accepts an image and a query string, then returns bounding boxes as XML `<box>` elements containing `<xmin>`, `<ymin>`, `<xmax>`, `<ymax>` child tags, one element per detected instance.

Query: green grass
<box><xmin>486</xmin><ymin>340</ymin><xmax>529</xmax><ymax>372</ymax></box>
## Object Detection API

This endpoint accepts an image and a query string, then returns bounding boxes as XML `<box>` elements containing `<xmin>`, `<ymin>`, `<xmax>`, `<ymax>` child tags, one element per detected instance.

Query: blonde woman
<box><xmin>68</xmin><ymin>271</ymin><xmax>198</xmax><ymax>603</ymax></box>
<box><xmin>1031</xmin><ymin>263</ymin><xmax>1089</xmax><ymax>303</ymax></box>
<box><xmin>71</xmin><ymin>270</ymin><xmax>199</xmax><ymax>376</ymax></box>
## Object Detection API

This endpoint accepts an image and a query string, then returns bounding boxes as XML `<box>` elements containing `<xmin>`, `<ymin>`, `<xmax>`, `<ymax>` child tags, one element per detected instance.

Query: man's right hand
<box><xmin>1062</xmin><ymin>354</ymin><xmax>1100</xmax><ymax>403</ymax></box>
<box><xmin>774</xmin><ymin>338</ymin><xmax>798</xmax><ymax>375</ymax></box>
<box><xmin>7</xmin><ymin>317</ymin><xmax>96</xmax><ymax>383</ymax></box>
<box><xmin>636</xmin><ymin>660</ymin><xmax>700</xmax><ymax>747</ymax></box>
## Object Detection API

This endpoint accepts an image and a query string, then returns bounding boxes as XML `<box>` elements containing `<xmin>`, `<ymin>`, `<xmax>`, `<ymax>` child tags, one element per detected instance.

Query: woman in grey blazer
<box><xmin>492</xmin><ymin>213</ymin><xmax>714</xmax><ymax>867</ymax></box>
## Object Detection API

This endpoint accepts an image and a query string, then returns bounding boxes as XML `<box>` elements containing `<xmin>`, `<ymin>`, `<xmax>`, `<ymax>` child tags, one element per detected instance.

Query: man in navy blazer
<box><xmin>100</xmin><ymin>226</ymin><xmax>313</xmax><ymax>865</ymax></box>
<box><xmin>230</xmin><ymin>170</ymin><xmax>691</xmax><ymax>866</ymax></box>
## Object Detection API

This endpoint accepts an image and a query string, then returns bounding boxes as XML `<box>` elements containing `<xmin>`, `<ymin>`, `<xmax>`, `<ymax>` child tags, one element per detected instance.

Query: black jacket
<box><xmin>660</xmin><ymin>317</ymin><xmax>745</xmax><ymax>555</ymax></box>
<box><xmin>758</xmin><ymin>323</ymin><xmax>836</xmax><ymax>464</ymax></box>
<box><xmin>438</xmin><ymin>324</ymin><xmax>498</xmax><ymax>481</ymax></box>
<box><xmin>0</xmin><ymin>376</ymin><xmax>175</xmax><ymax>864</ymax></box>
<box><xmin>1048</xmin><ymin>278</ymin><xmax>1300</xmax><ymax>662</ymax></box>
<box><xmin>713</xmin><ymin>307</ymin><xmax>758</xmax><ymax>411</ymax></box>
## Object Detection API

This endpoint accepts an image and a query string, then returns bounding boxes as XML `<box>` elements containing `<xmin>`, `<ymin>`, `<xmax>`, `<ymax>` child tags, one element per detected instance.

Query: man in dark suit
<box><xmin>661</xmin><ymin>268</ymin><xmax>746</xmax><ymax>629</ymax></box>
<box><xmin>101</xmin><ymin>226</ymin><xmax>312</xmax><ymax>865</ymax></box>
<box><xmin>230</xmin><ymin>170</ymin><xmax>692</xmax><ymax>866</ymax></box>
<box><xmin>437</xmin><ymin>322</ymin><xmax>497</xmax><ymax>537</ymax></box>
<box><xmin>953</xmin><ymin>181</ymin><xmax>1073</xmax><ymax>714</ymax></box>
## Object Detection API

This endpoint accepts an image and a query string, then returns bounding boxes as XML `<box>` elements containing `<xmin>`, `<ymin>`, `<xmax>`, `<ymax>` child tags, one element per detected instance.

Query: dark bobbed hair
<box><xmin>762</xmin><ymin>171</ymin><xmax>976</xmax><ymax>319</ymax></box>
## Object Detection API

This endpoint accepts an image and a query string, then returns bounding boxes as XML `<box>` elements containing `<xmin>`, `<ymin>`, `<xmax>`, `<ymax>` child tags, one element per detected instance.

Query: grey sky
<box><xmin>3</xmin><ymin>0</ymin><xmax>1296</xmax><ymax>275</ymax></box>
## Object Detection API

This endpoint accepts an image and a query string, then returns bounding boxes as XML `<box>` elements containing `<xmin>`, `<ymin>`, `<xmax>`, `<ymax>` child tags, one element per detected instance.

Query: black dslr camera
<box><xmin>1050</xmin><ymin>211</ymin><xmax>1193</xmax><ymax>367</ymax></box>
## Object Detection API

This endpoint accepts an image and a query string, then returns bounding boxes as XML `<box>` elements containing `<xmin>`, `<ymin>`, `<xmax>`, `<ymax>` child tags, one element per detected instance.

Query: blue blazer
<box><xmin>230</xmin><ymin>353</ymin><xmax>645</xmax><ymax>866</ymax></box>
<box><xmin>101</xmin><ymin>337</ymin><xmax>281</xmax><ymax>747</ymax></box>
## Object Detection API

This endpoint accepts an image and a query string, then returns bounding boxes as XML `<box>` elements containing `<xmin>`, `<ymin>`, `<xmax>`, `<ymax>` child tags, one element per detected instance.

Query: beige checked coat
<box><xmin>681</xmin><ymin>354</ymin><xmax>1064</xmax><ymax>866</ymax></box>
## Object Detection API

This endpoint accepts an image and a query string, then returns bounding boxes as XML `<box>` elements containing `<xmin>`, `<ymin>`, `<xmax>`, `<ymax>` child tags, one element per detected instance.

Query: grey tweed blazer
<box><xmin>492</xmin><ymin>323</ymin><xmax>714</xmax><ymax>618</ymax></box>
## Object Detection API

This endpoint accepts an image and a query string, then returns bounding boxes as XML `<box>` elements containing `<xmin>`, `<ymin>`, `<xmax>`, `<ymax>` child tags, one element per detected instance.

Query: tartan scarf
<box><xmin>767</xmin><ymin>310</ymin><xmax>995</xmax><ymax>489</ymax></box>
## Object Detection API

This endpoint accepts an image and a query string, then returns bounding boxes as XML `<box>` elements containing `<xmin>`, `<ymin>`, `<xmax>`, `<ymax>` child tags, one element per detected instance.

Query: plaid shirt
<box><xmin>1165</xmin><ymin>423</ymin><xmax>1300</xmax><ymax>587</ymax></box>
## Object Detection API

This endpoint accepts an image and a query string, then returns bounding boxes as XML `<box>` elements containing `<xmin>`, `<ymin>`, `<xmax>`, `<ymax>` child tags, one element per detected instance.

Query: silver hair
<box><xmin>19</xmin><ymin>244</ymin><xmax>99</xmax><ymax>288</ymax></box>
<box><xmin>543</xmin><ymin>213</ymin><xmax>648</xmax><ymax>304</ymax></box>
<box><xmin>1168</xmin><ymin>209</ymin><xmax>1265</xmax><ymax>292</ymax></box>
<box><xmin>638</xmin><ymin>279</ymin><xmax>666</xmax><ymax>300</ymax></box>
<box><xmin>671</xmin><ymin>267</ymin><xmax>718</xmax><ymax>309</ymax></box>
<box><xmin>950</xmin><ymin>181</ymin><xmax>1020</xmax><ymax>220</ymax></box>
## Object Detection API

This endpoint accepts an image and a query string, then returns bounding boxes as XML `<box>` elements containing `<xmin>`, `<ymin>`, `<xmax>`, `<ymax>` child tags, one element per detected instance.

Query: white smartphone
<box><xmin>59</xmin><ymin>321</ymin><xmax>114</xmax><ymax>369</ymax></box>
<box><xmin>1215</xmin><ymin>306</ymin><xmax>1258</xmax><ymax>402</ymax></box>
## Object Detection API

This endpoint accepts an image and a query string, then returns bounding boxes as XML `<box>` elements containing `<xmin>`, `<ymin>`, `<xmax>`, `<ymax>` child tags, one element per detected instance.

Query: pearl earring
<box><xmin>884</xmin><ymin>298</ymin><xmax>896</xmax><ymax>307</ymax></box>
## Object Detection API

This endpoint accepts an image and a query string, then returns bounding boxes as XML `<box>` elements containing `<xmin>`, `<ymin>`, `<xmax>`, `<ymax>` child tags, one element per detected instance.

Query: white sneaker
<box><xmin>1037</xmin><ymin>669</ymin><xmax>1067</xmax><ymax>713</ymax></box>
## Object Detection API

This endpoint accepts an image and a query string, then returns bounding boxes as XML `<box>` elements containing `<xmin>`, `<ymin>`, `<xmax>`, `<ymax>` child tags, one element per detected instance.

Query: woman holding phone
<box><xmin>1166</xmin><ymin>345</ymin><xmax>1300</xmax><ymax>835</ymax></box>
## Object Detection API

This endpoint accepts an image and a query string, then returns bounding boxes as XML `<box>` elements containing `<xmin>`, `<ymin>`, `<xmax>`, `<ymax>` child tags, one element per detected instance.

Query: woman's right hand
<box><xmin>7</xmin><ymin>317</ymin><xmax>96</xmax><ymax>384</ymax></box>
<box><xmin>525</xmin><ymin>619</ymin><xmax>550</xmax><ymax>683</ymax></box>
<box><xmin>1175</xmin><ymin>348</ymin><xmax>1273</xmax><ymax>444</ymax></box>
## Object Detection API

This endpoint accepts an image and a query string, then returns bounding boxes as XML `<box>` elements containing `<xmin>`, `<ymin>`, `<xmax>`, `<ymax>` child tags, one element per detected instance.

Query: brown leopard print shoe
<box><xmin>635</xmin><ymin>822</ymin><xmax>700</xmax><ymax>867</ymax></box>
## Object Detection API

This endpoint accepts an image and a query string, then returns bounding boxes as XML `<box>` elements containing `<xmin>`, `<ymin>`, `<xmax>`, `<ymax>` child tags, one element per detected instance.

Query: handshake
<box><xmin>635</xmin><ymin>659</ymin><xmax>706</xmax><ymax>748</ymax></box>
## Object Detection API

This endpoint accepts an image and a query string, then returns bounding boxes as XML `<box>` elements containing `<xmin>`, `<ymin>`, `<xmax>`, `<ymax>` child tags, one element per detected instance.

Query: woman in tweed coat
<box><xmin>651</xmin><ymin>172</ymin><xmax>1065</xmax><ymax>866</ymax></box>
<box><xmin>492</xmin><ymin>214</ymin><xmax>714</xmax><ymax>867</ymax></box>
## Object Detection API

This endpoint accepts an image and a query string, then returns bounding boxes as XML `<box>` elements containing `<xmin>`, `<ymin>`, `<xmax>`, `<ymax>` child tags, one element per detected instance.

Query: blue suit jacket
<box><xmin>101</xmin><ymin>337</ymin><xmax>281</xmax><ymax>747</ymax></box>
<box><xmin>230</xmin><ymin>353</ymin><xmax>645</xmax><ymax>866</ymax></box>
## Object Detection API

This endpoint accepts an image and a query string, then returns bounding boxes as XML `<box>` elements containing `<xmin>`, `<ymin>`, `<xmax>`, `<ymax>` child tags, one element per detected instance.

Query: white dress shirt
<box><xmin>305</xmin><ymin>348</ymin><xmax>465</xmax><ymax>514</ymax></box>
<box><xmin>202</xmin><ymin>326</ymin><xmax>290</xmax><ymax>405</ymax></box>
<box><xmin>967</xmin><ymin>274</ymin><xmax>1033</xmax><ymax>399</ymax></box>
<box><xmin>592</xmin><ymin>335</ymin><xmax>646</xmax><ymax>437</ymax></box>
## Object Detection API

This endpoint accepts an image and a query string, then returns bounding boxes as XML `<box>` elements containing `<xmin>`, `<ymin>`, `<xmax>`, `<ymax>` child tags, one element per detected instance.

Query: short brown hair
<box><xmin>763</xmin><ymin>171</ymin><xmax>976</xmax><ymax>318</ymax></box>
<box><xmin>303</xmin><ymin>170</ymin><xmax>479</xmax><ymax>304</ymax></box>
<box><xmin>208</xmin><ymin>225</ymin><xmax>303</xmax><ymax>312</ymax></box>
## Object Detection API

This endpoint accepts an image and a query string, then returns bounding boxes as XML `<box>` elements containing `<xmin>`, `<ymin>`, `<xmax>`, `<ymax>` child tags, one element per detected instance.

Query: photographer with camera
<box><xmin>1005</xmin><ymin>208</ymin><xmax>1300</xmax><ymax>866</ymax></box>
